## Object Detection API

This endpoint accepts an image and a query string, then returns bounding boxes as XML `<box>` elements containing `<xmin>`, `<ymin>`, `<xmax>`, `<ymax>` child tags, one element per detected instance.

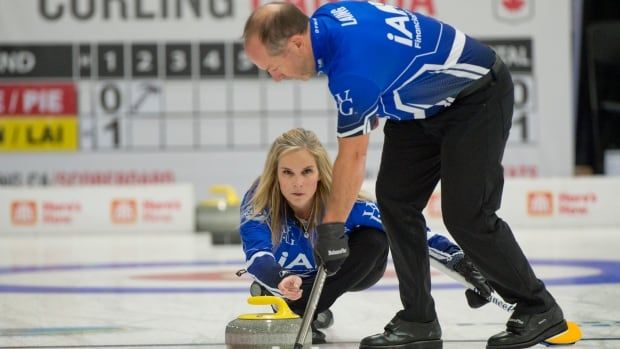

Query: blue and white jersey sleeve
<box><xmin>344</xmin><ymin>200</ymin><xmax>384</xmax><ymax>234</ymax></box>
<box><xmin>427</xmin><ymin>229</ymin><xmax>462</xmax><ymax>256</ymax></box>
<box><xmin>239</xmin><ymin>188</ymin><xmax>288</xmax><ymax>296</ymax></box>
<box><xmin>329</xmin><ymin>75</ymin><xmax>381</xmax><ymax>138</ymax></box>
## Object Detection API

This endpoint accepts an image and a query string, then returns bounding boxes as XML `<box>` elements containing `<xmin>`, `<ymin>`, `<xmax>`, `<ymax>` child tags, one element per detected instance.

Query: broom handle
<box><xmin>294</xmin><ymin>265</ymin><xmax>327</xmax><ymax>349</ymax></box>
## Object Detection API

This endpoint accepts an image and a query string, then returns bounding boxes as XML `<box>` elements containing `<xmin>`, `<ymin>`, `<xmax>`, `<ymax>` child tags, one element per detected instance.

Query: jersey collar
<box><xmin>310</xmin><ymin>16</ymin><xmax>329</xmax><ymax>75</ymax></box>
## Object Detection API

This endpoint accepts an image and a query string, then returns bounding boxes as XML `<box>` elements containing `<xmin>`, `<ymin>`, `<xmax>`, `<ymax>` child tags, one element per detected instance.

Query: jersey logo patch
<box><xmin>278</xmin><ymin>252</ymin><xmax>313</xmax><ymax>269</ymax></box>
<box><xmin>335</xmin><ymin>89</ymin><xmax>354</xmax><ymax>116</ymax></box>
<box><xmin>362</xmin><ymin>202</ymin><xmax>382</xmax><ymax>224</ymax></box>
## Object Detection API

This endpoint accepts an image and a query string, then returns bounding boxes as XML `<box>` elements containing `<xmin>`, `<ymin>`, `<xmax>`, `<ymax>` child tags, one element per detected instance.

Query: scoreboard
<box><xmin>0</xmin><ymin>38</ymin><xmax>536</xmax><ymax>153</ymax></box>
<box><xmin>0</xmin><ymin>0</ymin><xmax>574</xmax><ymax>189</ymax></box>
<box><xmin>0</xmin><ymin>42</ymin><xmax>337</xmax><ymax>152</ymax></box>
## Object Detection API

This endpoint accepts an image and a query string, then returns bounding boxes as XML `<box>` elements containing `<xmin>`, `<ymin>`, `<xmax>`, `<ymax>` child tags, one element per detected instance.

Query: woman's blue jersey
<box><xmin>239</xmin><ymin>185</ymin><xmax>383</xmax><ymax>295</ymax></box>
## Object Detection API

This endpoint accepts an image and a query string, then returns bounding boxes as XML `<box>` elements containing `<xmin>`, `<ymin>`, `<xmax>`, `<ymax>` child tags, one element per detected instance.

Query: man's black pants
<box><xmin>287</xmin><ymin>227</ymin><xmax>388</xmax><ymax>317</ymax></box>
<box><xmin>375</xmin><ymin>57</ymin><xmax>557</xmax><ymax>322</ymax></box>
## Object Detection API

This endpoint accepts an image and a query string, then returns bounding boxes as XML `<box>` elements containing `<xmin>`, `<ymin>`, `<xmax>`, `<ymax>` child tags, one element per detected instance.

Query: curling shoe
<box><xmin>359</xmin><ymin>316</ymin><xmax>442</xmax><ymax>349</ymax></box>
<box><xmin>313</xmin><ymin>308</ymin><xmax>334</xmax><ymax>329</ymax></box>
<box><xmin>312</xmin><ymin>324</ymin><xmax>327</xmax><ymax>344</ymax></box>
<box><xmin>487</xmin><ymin>303</ymin><xmax>567</xmax><ymax>349</ymax></box>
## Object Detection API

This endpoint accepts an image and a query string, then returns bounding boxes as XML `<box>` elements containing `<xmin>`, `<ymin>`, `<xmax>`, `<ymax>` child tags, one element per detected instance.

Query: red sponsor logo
<box><xmin>142</xmin><ymin>199</ymin><xmax>181</xmax><ymax>223</ymax></box>
<box><xmin>53</xmin><ymin>170</ymin><xmax>175</xmax><ymax>186</ymax></box>
<box><xmin>504</xmin><ymin>164</ymin><xmax>538</xmax><ymax>178</ymax></box>
<box><xmin>42</xmin><ymin>201</ymin><xmax>81</xmax><ymax>224</ymax></box>
<box><xmin>527</xmin><ymin>191</ymin><xmax>553</xmax><ymax>216</ymax></box>
<box><xmin>111</xmin><ymin>199</ymin><xmax>137</xmax><ymax>224</ymax></box>
<box><xmin>11</xmin><ymin>200</ymin><xmax>37</xmax><ymax>225</ymax></box>
<box><xmin>558</xmin><ymin>192</ymin><xmax>596</xmax><ymax>216</ymax></box>
<box><xmin>0</xmin><ymin>83</ymin><xmax>77</xmax><ymax>116</ymax></box>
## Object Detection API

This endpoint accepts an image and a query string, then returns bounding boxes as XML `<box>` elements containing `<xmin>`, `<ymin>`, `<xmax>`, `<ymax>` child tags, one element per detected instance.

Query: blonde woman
<box><xmin>240</xmin><ymin>128</ymin><xmax>489</xmax><ymax>344</ymax></box>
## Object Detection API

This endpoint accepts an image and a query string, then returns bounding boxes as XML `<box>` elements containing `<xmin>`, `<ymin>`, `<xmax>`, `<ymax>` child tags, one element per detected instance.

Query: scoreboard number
<box><xmin>169</xmin><ymin>50</ymin><xmax>187</xmax><ymax>72</ymax></box>
<box><xmin>165</xmin><ymin>44</ymin><xmax>191</xmax><ymax>78</ymax></box>
<box><xmin>99</xmin><ymin>83</ymin><xmax>122</xmax><ymax>114</ymax></box>
<box><xmin>136</xmin><ymin>50</ymin><xmax>154</xmax><ymax>72</ymax></box>
<box><xmin>97</xmin><ymin>44</ymin><xmax>124</xmax><ymax>78</ymax></box>
<box><xmin>104</xmin><ymin>51</ymin><xmax>117</xmax><ymax>72</ymax></box>
<box><xmin>131</xmin><ymin>44</ymin><xmax>158</xmax><ymax>78</ymax></box>
<box><xmin>200</xmin><ymin>43</ymin><xmax>225</xmax><ymax>77</ymax></box>
<box><xmin>508</xmin><ymin>74</ymin><xmax>536</xmax><ymax>144</ymax></box>
<box><xmin>94</xmin><ymin>81</ymin><xmax>126</xmax><ymax>149</ymax></box>
<box><xmin>104</xmin><ymin>117</ymin><xmax>120</xmax><ymax>147</ymax></box>
<box><xmin>203</xmin><ymin>50</ymin><xmax>221</xmax><ymax>71</ymax></box>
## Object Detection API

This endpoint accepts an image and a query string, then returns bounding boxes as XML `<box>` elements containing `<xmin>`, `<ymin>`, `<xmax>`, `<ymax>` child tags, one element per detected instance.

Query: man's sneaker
<box><xmin>487</xmin><ymin>303</ymin><xmax>567</xmax><ymax>349</ymax></box>
<box><xmin>312</xmin><ymin>324</ymin><xmax>327</xmax><ymax>345</ymax></box>
<box><xmin>360</xmin><ymin>315</ymin><xmax>442</xmax><ymax>349</ymax></box>
<box><xmin>313</xmin><ymin>309</ymin><xmax>334</xmax><ymax>329</ymax></box>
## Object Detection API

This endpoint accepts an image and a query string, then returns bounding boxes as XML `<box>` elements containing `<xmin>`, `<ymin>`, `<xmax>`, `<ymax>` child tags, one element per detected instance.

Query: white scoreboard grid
<box><xmin>0</xmin><ymin>41</ymin><xmax>344</xmax><ymax>151</ymax></box>
<box><xmin>0</xmin><ymin>38</ymin><xmax>534</xmax><ymax>151</ymax></box>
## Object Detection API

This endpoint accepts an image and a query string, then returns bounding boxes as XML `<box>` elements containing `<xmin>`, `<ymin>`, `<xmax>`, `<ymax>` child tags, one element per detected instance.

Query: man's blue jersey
<box><xmin>239</xmin><ymin>182</ymin><xmax>464</xmax><ymax>297</ymax></box>
<box><xmin>310</xmin><ymin>1</ymin><xmax>496</xmax><ymax>137</ymax></box>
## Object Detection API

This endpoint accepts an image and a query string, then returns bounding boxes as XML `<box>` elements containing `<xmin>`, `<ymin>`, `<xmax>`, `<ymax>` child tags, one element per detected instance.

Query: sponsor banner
<box><xmin>499</xmin><ymin>179</ymin><xmax>614</xmax><ymax>227</ymax></box>
<box><xmin>0</xmin><ymin>184</ymin><xmax>194</xmax><ymax>233</ymax></box>
<box><xmin>0</xmin><ymin>116</ymin><xmax>77</xmax><ymax>151</ymax></box>
<box><xmin>0</xmin><ymin>169</ymin><xmax>175</xmax><ymax>186</ymax></box>
<box><xmin>0</xmin><ymin>84</ymin><xmax>77</xmax><ymax>115</ymax></box>
<box><xmin>362</xmin><ymin>177</ymin><xmax>620</xmax><ymax>228</ymax></box>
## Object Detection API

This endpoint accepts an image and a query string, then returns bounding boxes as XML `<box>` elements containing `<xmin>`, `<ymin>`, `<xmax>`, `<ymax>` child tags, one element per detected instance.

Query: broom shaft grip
<box><xmin>294</xmin><ymin>265</ymin><xmax>327</xmax><ymax>347</ymax></box>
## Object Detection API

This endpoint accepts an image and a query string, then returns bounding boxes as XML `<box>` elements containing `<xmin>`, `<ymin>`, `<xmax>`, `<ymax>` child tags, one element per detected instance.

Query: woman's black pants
<box><xmin>287</xmin><ymin>227</ymin><xmax>388</xmax><ymax>317</ymax></box>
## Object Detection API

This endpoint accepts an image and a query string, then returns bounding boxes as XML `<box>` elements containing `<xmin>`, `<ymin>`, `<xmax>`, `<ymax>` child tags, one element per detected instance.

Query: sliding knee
<box><xmin>348</xmin><ymin>228</ymin><xmax>388</xmax><ymax>291</ymax></box>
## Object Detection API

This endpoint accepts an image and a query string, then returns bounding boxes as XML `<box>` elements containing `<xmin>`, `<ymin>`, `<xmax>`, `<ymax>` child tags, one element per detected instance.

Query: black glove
<box><xmin>453</xmin><ymin>255</ymin><xmax>492</xmax><ymax>297</ymax></box>
<box><xmin>315</xmin><ymin>223</ymin><xmax>349</xmax><ymax>276</ymax></box>
<box><xmin>465</xmin><ymin>289</ymin><xmax>490</xmax><ymax>308</ymax></box>
<box><xmin>452</xmin><ymin>254</ymin><xmax>493</xmax><ymax>308</ymax></box>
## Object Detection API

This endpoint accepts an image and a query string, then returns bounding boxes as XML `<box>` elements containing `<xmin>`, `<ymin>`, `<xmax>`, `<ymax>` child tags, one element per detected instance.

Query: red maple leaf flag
<box><xmin>495</xmin><ymin>0</ymin><xmax>532</xmax><ymax>23</ymax></box>
<box><xmin>503</xmin><ymin>0</ymin><xmax>525</xmax><ymax>12</ymax></box>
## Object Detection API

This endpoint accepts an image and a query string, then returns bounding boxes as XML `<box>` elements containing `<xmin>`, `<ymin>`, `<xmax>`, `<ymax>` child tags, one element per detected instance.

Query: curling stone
<box><xmin>225</xmin><ymin>296</ymin><xmax>312</xmax><ymax>349</ymax></box>
<box><xmin>196</xmin><ymin>185</ymin><xmax>241</xmax><ymax>244</ymax></box>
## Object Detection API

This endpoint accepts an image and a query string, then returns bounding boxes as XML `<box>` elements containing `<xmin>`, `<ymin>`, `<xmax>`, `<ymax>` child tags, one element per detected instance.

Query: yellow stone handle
<box><xmin>201</xmin><ymin>184</ymin><xmax>240</xmax><ymax>207</ymax></box>
<box><xmin>237</xmin><ymin>296</ymin><xmax>300</xmax><ymax>320</ymax></box>
<box><xmin>210</xmin><ymin>184</ymin><xmax>240</xmax><ymax>205</ymax></box>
